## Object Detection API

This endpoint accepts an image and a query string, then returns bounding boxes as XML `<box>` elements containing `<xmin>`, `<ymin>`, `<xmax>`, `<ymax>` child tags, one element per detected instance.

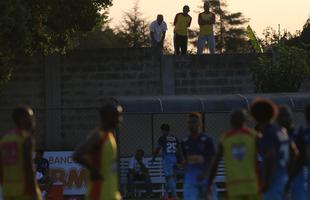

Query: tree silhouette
<box><xmin>116</xmin><ymin>1</ymin><xmax>150</xmax><ymax>48</ymax></box>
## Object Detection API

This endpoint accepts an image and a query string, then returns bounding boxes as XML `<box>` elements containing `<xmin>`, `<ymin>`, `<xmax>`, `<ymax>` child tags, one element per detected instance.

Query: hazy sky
<box><xmin>109</xmin><ymin>0</ymin><xmax>310</xmax><ymax>39</ymax></box>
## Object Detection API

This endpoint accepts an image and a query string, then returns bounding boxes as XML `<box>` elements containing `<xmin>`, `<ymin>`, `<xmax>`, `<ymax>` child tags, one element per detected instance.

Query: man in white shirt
<box><xmin>149</xmin><ymin>14</ymin><xmax>167</xmax><ymax>49</ymax></box>
<box><xmin>127</xmin><ymin>149</ymin><xmax>152</xmax><ymax>198</ymax></box>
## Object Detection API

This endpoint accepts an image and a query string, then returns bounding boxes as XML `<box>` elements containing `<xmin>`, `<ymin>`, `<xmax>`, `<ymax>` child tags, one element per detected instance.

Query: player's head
<box><xmin>305</xmin><ymin>105</ymin><xmax>310</xmax><ymax>123</ymax></box>
<box><xmin>276</xmin><ymin>105</ymin><xmax>293</xmax><ymax>130</ymax></box>
<box><xmin>250</xmin><ymin>98</ymin><xmax>278</xmax><ymax>124</ymax></box>
<box><xmin>157</xmin><ymin>14</ymin><xmax>164</xmax><ymax>24</ymax></box>
<box><xmin>204</xmin><ymin>2</ymin><xmax>210</xmax><ymax>12</ymax></box>
<box><xmin>230</xmin><ymin>109</ymin><xmax>247</xmax><ymax>129</ymax></box>
<box><xmin>135</xmin><ymin>149</ymin><xmax>144</xmax><ymax>160</ymax></box>
<box><xmin>160</xmin><ymin>123</ymin><xmax>170</xmax><ymax>135</ymax></box>
<box><xmin>99</xmin><ymin>98</ymin><xmax>123</xmax><ymax>130</ymax></box>
<box><xmin>12</xmin><ymin>106</ymin><xmax>36</xmax><ymax>131</ymax></box>
<box><xmin>183</xmin><ymin>5</ymin><xmax>190</xmax><ymax>14</ymax></box>
<box><xmin>188</xmin><ymin>112</ymin><xmax>202</xmax><ymax>133</ymax></box>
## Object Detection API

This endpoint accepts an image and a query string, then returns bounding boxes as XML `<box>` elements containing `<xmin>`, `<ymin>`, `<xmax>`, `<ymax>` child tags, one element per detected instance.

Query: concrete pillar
<box><xmin>45</xmin><ymin>54</ymin><xmax>63</xmax><ymax>150</ymax></box>
<box><xmin>161</xmin><ymin>55</ymin><xmax>175</xmax><ymax>95</ymax></box>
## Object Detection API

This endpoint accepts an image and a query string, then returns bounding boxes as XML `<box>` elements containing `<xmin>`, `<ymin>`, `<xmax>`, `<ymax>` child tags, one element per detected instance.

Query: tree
<box><xmin>189</xmin><ymin>0</ymin><xmax>249</xmax><ymax>53</ymax></box>
<box><xmin>253</xmin><ymin>44</ymin><xmax>309</xmax><ymax>93</ymax></box>
<box><xmin>116</xmin><ymin>1</ymin><xmax>150</xmax><ymax>48</ymax></box>
<box><xmin>300</xmin><ymin>18</ymin><xmax>310</xmax><ymax>45</ymax></box>
<box><xmin>0</xmin><ymin>0</ymin><xmax>112</xmax><ymax>89</ymax></box>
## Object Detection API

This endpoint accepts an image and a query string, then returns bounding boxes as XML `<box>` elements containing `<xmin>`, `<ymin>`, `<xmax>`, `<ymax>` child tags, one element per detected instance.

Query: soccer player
<box><xmin>73</xmin><ymin>100</ymin><xmax>123</xmax><ymax>200</ymax></box>
<box><xmin>0</xmin><ymin>106</ymin><xmax>42</xmax><ymax>200</ymax></box>
<box><xmin>276</xmin><ymin>105</ymin><xmax>306</xmax><ymax>200</ymax></box>
<box><xmin>250</xmin><ymin>98</ymin><xmax>298</xmax><ymax>200</ymax></box>
<box><xmin>208</xmin><ymin>110</ymin><xmax>260</xmax><ymax>200</ymax></box>
<box><xmin>152</xmin><ymin>124</ymin><xmax>182</xmax><ymax>200</ymax></box>
<box><xmin>181</xmin><ymin>112</ymin><xmax>217</xmax><ymax>200</ymax></box>
<box><xmin>173</xmin><ymin>5</ymin><xmax>192</xmax><ymax>55</ymax></box>
<box><xmin>302</xmin><ymin>105</ymin><xmax>310</xmax><ymax>199</ymax></box>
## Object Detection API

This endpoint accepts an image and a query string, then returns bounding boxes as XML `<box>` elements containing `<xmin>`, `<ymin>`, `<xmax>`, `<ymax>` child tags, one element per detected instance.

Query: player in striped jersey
<box><xmin>250</xmin><ymin>99</ymin><xmax>298</xmax><ymax>200</ymax></box>
<box><xmin>276</xmin><ymin>105</ymin><xmax>306</xmax><ymax>200</ymax></box>
<box><xmin>73</xmin><ymin>100</ymin><xmax>122</xmax><ymax>200</ymax></box>
<box><xmin>208</xmin><ymin>110</ymin><xmax>260</xmax><ymax>200</ymax></box>
<box><xmin>0</xmin><ymin>106</ymin><xmax>42</xmax><ymax>200</ymax></box>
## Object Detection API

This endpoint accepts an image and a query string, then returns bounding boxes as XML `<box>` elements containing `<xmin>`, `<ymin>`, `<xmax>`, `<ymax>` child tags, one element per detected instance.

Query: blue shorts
<box><xmin>263</xmin><ymin>172</ymin><xmax>287</xmax><ymax>200</ymax></box>
<box><xmin>289</xmin><ymin>170</ymin><xmax>306</xmax><ymax>200</ymax></box>
<box><xmin>183</xmin><ymin>179</ymin><xmax>217</xmax><ymax>200</ymax></box>
<box><xmin>162</xmin><ymin>157</ymin><xmax>177</xmax><ymax>177</ymax></box>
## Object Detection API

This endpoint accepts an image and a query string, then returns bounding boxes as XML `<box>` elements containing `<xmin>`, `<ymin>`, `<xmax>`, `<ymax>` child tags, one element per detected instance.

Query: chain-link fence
<box><xmin>118</xmin><ymin>111</ymin><xmax>306</xmax><ymax>157</ymax></box>
<box><xmin>0</xmin><ymin>94</ymin><xmax>308</xmax><ymax>156</ymax></box>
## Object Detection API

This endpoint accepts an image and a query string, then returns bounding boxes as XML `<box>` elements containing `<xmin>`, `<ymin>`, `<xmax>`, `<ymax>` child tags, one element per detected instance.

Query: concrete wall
<box><xmin>0</xmin><ymin>48</ymin><xmax>309</xmax><ymax>153</ymax></box>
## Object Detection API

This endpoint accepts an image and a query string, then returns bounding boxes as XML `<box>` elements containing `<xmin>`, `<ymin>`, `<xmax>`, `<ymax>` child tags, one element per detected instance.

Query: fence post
<box><xmin>151</xmin><ymin>114</ymin><xmax>154</xmax><ymax>155</ymax></box>
<box><xmin>45</xmin><ymin>54</ymin><xmax>63</xmax><ymax>150</ymax></box>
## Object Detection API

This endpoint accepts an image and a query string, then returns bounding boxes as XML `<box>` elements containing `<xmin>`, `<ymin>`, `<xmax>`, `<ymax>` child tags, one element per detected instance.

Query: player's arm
<box><xmin>286</xmin><ymin>136</ymin><xmax>302</xmax><ymax>191</ymax></box>
<box><xmin>261</xmin><ymin>148</ymin><xmax>276</xmax><ymax>192</ymax></box>
<box><xmin>73</xmin><ymin>131</ymin><xmax>102</xmax><ymax>179</ymax></box>
<box><xmin>23</xmin><ymin>137</ymin><xmax>39</xmax><ymax>199</ymax></box>
<box><xmin>149</xmin><ymin>23</ymin><xmax>156</xmax><ymax>42</ymax></box>
<box><xmin>187</xmin><ymin>16</ymin><xmax>192</xmax><ymax>27</ymax></box>
<box><xmin>207</xmin><ymin>143</ymin><xmax>223</xmax><ymax>189</ymax></box>
<box><xmin>161</xmin><ymin>31</ymin><xmax>166</xmax><ymax>44</ymax></box>
<box><xmin>199</xmin><ymin>137</ymin><xmax>216</xmax><ymax>179</ymax></box>
<box><xmin>173</xmin><ymin>13</ymin><xmax>179</xmax><ymax>26</ymax></box>
<box><xmin>207</xmin><ymin>13</ymin><xmax>216</xmax><ymax>24</ymax></box>
<box><xmin>176</xmin><ymin>142</ymin><xmax>185</xmax><ymax>165</ymax></box>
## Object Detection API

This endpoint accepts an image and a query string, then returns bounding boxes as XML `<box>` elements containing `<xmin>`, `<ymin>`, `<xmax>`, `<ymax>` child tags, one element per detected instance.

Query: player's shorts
<box><xmin>263</xmin><ymin>172</ymin><xmax>287</xmax><ymax>200</ymax></box>
<box><xmin>289</xmin><ymin>170</ymin><xmax>306</xmax><ymax>200</ymax></box>
<box><xmin>183</xmin><ymin>179</ymin><xmax>217</xmax><ymax>200</ymax></box>
<box><xmin>162</xmin><ymin>157</ymin><xmax>177</xmax><ymax>177</ymax></box>
<box><xmin>229</xmin><ymin>194</ymin><xmax>261</xmax><ymax>200</ymax></box>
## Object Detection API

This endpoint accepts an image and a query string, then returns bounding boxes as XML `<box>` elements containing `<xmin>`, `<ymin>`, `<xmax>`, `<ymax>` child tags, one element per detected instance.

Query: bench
<box><xmin>119</xmin><ymin>157</ymin><xmax>226</xmax><ymax>197</ymax></box>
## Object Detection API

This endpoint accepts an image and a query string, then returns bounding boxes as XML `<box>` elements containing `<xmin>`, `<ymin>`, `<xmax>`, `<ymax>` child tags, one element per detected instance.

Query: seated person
<box><xmin>127</xmin><ymin>149</ymin><xmax>152</xmax><ymax>197</ymax></box>
<box><xmin>34</xmin><ymin>149</ymin><xmax>51</xmax><ymax>198</ymax></box>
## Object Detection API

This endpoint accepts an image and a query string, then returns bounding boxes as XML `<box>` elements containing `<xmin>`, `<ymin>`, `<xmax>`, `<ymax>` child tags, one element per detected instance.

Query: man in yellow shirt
<box><xmin>173</xmin><ymin>5</ymin><xmax>192</xmax><ymax>55</ymax></box>
<box><xmin>197</xmin><ymin>2</ymin><xmax>216</xmax><ymax>54</ymax></box>
<box><xmin>0</xmin><ymin>106</ymin><xmax>42</xmax><ymax>200</ymax></box>
<box><xmin>73</xmin><ymin>99</ymin><xmax>122</xmax><ymax>200</ymax></box>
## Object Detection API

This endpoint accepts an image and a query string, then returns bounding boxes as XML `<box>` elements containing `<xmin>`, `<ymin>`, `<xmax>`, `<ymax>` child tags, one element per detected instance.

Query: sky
<box><xmin>108</xmin><ymin>0</ymin><xmax>310</xmax><ymax>39</ymax></box>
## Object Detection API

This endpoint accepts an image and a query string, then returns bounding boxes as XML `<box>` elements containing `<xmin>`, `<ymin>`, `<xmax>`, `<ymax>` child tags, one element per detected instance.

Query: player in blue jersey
<box><xmin>287</xmin><ymin>105</ymin><xmax>310</xmax><ymax>200</ymax></box>
<box><xmin>303</xmin><ymin>105</ymin><xmax>310</xmax><ymax>200</ymax></box>
<box><xmin>153</xmin><ymin>124</ymin><xmax>182</xmax><ymax>200</ymax></box>
<box><xmin>276</xmin><ymin>105</ymin><xmax>306</xmax><ymax>200</ymax></box>
<box><xmin>181</xmin><ymin>112</ymin><xmax>217</xmax><ymax>200</ymax></box>
<box><xmin>250</xmin><ymin>99</ymin><xmax>298</xmax><ymax>200</ymax></box>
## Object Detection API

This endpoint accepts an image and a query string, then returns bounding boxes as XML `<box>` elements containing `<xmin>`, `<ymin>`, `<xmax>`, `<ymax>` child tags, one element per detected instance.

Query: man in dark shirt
<box><xmin>34</xmin><ymin>150</ymin><xmax>50</xmax><ymax>184</ymax></box>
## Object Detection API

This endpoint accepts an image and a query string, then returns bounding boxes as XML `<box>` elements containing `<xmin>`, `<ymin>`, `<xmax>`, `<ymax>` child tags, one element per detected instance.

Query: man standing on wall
<box><xmin>73</xmin><ymin>99</ymin><xmax>122</xmax><ymax>200</ymax></box>
<box><xmin>197</xmin><ymin>2</ymin><xmax>216</xmax><ymax>54</ymax></box>
<box><xmin>173</xmin><ymin>5</ymin><xmax>192</xmax><ymax>55</ymax></box>
<box><xmin>149</xmin><ymin>14</ymin><xmax>167</xmax><ymax>52</ymax></box>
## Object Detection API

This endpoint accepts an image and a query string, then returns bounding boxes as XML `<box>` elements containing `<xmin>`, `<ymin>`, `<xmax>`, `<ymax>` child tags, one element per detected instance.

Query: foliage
<box><xmin>300</xmin><ymin>18</ymin><xmax>310</xmax><ymax>45</ymax></box>
<box><xmin>116</xmin><ymin>1</ymin><xmax>150</xmax><ymax>48</ymax></box>
<box><xmin>253</xmin><ymin>44</ymin><xmax>310</xmax><ymax>93</ymax></box>
<box><xmin>0</xmin><ymin>0</ymin><xmax>112</xmax><ymax>90</ymax></box>
<box><xmin>77</xmin><ymin>25</ymin><xmax>127</xmax><ymax>49</ymax></box>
